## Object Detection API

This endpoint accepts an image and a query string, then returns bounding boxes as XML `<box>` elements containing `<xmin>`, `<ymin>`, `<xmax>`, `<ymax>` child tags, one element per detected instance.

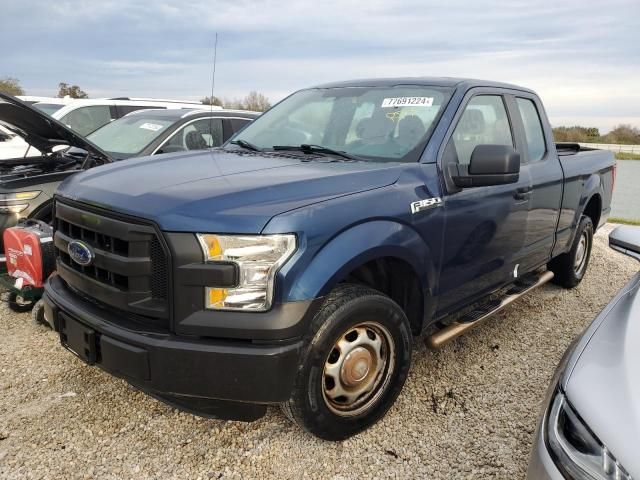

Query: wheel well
<box><xmin>341</xmin><ymin>257</ymin><xmax>424</xmax><ymax>335</ymax></box>
<box><xmin>583</xmin><ymin>194</ymin><xmax>602</xmax><ymax>228</ymax></box>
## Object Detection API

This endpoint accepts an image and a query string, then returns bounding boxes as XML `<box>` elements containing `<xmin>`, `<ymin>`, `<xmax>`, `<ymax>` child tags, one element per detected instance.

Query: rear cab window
<box><xmin>516</xmin><ymin>98</ymin><xmax>546</xmax><ymax>162</ymax></box>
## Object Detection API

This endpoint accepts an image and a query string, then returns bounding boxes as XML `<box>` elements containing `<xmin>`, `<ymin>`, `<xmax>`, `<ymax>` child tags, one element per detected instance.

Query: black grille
<box><xmin>53</xmin><ymin>200</ymin><xmax>170</xmax><ymax>325</ymax></box>
<box><xmin>150</xmin><ymin>237</ymin><xmax>168</xmax><ymax>299</ymax></box>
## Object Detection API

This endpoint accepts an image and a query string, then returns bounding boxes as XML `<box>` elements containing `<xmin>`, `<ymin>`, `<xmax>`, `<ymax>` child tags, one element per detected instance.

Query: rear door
<box><xmin>508</xmin><ymin>94</ymin><xmax>563</xmax><ymax>271</ymax></box>
<box><xmin>436</xmin><ymin>89</ymin><xmax>531</xmax><ymax>314</ymax></box>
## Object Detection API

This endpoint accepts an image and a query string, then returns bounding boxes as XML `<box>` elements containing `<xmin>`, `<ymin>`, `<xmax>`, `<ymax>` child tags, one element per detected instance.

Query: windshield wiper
<box><xmin>272</xmin><ymin>144</ymin><xmax>361</xmax><ymax>161</ymax></box>
<box><xmin>230</xmin><ymin>139</ymin><xmax>261</xmax><ymax>151</ymax></box>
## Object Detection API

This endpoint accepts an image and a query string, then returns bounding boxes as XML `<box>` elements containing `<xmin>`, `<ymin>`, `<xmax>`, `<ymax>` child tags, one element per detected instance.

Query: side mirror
<box><xmin>449</xmin><ymin>144</ymin><xmax>520</xmax><ymax>188</ymax></box>
<box><xmin>609</xmin><ymin>225</ymin><xmax>640</xmax><ymax>261</ymax></box>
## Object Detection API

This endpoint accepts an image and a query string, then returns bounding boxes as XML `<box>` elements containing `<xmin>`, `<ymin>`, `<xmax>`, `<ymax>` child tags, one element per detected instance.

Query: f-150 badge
<box><xmin>410</xmin><ymin>197</ymin><xmax>442</xmax><ymax>214</ymax></box>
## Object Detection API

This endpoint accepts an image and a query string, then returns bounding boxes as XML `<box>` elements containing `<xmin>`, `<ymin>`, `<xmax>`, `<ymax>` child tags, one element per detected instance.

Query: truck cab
<box><xmin>43</xmin><ymin>78</ymin><xmax>615</xmax><ymax>440</ymax></box>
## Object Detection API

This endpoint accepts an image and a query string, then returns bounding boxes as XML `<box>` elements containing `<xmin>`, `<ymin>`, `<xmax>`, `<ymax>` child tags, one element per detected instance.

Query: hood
<box><xmin>0</xmin><ymin>93</ymin><xmax>110</xmax><ymax>161</ymax></box>
<box><xmin>57</xmin><ymin>148</ymin><xmax>403</xmax><ymax>233</ymax></box>
<box><xmin>562</xmin><ymin>272</ymin><xmax>640</xmax><ymax>476</ymax></box>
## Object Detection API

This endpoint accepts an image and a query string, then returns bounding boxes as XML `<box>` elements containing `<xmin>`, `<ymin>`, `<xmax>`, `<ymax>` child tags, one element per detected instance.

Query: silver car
<box><xmin>528</xmin><ymin>225</ymin><xmax>640</xmax><ymax>479</ymax></box>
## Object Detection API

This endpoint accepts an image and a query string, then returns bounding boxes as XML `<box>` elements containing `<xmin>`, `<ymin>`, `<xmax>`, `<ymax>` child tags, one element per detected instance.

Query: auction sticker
<box><xmin>381</xmin><ymin>97</ymin><xmax>434</xmax><ymax>108</ymax></box>
<box><xmin>139</xmin><ymin>123</ymin><xmax>164</xmax><ymax>131</ymax></box>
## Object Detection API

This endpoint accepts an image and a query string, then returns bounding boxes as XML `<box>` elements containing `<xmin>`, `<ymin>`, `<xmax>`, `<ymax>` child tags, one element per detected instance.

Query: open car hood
<box><xmin>0</xmin><ymin>93</ymin><xmax>111</xmax><ymax>161</ymax></box>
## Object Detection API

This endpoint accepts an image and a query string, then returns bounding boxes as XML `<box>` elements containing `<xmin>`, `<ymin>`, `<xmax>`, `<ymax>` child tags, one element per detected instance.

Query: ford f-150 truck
<box><xmin>43</xmin><ymin>78</ymin><xmax>615</xmax><ymax>441</ymax></box>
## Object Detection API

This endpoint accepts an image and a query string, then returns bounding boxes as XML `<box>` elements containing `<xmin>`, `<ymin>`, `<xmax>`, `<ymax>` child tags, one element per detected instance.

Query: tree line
<box><xmin>553</xmin><ymin>125</ymin><xmax>640</xmax><ymax>145</ymax></box>
<box><xmin>0</xmin><ymin>76</ymin><xmax>271</xmax><ymax>112</ymax></box>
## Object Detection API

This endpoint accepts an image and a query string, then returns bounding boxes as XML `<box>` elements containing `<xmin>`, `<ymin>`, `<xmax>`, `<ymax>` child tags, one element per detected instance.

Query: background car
<box><xmin>17</xmin><ymin>96</ymin><xmax>73</xmax><ymax>116</ymax></box>
<box><xmin>1</xmin><ymin>96</ymin><xmax>217</xmax><ymax>159</ymax></box>
<box><xmin>75</xmin><ymin>107</ymin><xmax>259</xmax><ymax>159</ymax></box>
<box><xmin>51</xmin><ymin>97</ymin><xmax>215</xmax><ymax>136</ymax></box>
<box><xmin>528</xmin><ymin>225</ymin><xmax>640</xmax><ymax>480</ymax></box>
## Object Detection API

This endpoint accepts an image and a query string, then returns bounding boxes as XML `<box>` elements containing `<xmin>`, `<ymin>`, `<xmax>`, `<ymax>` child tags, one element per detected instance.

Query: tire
<box><xmin>32</xmin><ymin>299</ymin><xmax>49</xmax><ymax>328</ymax></box>
<box><xmin>548</xmin><ymin>215</ymin><xmax>594</xmax><ymax>288</ymax></box>
<box><xmin>8</xmin><ymin>291</ymin><xmax>36</xmax><ymax>312</ymax></box>
<box><xmin>282</xmin><ymin>284</ymin><xmax>412</xmax><ymax>441</ymax></box>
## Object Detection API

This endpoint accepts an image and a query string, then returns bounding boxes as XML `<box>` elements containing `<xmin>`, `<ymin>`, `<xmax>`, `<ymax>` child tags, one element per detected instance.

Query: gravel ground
<box><xmin>0</xmin><ymin>224</ymin><xmax>637</xmax><ymax>479</ymax></box>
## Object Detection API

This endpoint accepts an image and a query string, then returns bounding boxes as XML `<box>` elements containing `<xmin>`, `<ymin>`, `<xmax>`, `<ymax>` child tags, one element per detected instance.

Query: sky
<box><xmin>2</xmin><ymin>0</ymin><xmax>639</xmax><ymax>133</ymax></box>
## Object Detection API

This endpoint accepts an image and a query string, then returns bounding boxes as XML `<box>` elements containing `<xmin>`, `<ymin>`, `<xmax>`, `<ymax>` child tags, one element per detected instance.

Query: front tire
<box><xmin>548</xmin><ymin>215</ymin><xmax>594</xmax><ymax>288</ymax></box>
<box><xmin>283</xmin><ymin>284</ymin><xmax>412</xmax><ymax>441</ymax></box>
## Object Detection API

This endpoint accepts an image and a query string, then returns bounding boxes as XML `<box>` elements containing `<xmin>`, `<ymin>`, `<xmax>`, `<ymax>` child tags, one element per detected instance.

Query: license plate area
<box><xmin>59</xmin><ymin>314</ymin><xmax>97</xmax><ymax>364</ymax></box>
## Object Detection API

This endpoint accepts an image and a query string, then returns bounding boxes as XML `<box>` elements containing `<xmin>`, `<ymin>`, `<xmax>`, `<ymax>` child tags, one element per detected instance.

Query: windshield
<box><xmin>232</xmin><ymin>85</ymin><xmax>453</xmax><ymax>162</ymax></box>
<box><xmin>32</xmin><ymin>103</ymin><xmax>64</xmax><ymax>116</ymax></box>
<box><xmin>87</xmin><ymin>115</ymin><xmax>175</xmax><ymax>157</ymax></box>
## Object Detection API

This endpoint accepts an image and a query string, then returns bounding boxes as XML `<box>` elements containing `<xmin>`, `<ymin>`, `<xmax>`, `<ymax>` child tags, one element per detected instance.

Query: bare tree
<box><xmin>200</xmin><ymin>95</ymin><xmax>223</xmax><ymax>106</ymax></box>
<box><xmin>57</xmin><ymin>82</ymin><xmax>89</xmax><ymax>99</ymax></box>
<box><xmin>242</xmin><ymin>91</ymin><xmax>271</xmax><ymax>112</ymax></box>
<box><xmin>0</xmin><ymin>77</ymin><xmax>25</xmax><ymax>96</ymax></box>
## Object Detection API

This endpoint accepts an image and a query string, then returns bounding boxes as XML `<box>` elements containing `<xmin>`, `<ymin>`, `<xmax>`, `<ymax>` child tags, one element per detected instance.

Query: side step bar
<box><xmin>426</xmin><ymin>270</ymin><xmax>554</xmax><ymax>349</ymax></box>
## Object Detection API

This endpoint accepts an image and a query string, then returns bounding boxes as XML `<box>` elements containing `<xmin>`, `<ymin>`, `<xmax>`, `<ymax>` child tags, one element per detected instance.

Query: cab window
<box><xmin>60</xmin><ymin>106</ymin><xmax>115</xmax><ymax>136</ymax></box>
<box><xmin>163</xmin><ymin>118</ymin><xmax>224</xmax><ymax>152</ymax></box>
<box><xmin>445</xmin><ymin>95</ymin><xmax>513</xmax><ymax>166</ymax></box>
<box><xmin>516</xmin><ymin>98</ymin><xmax>546</xmax><ymax>162</ymax></box>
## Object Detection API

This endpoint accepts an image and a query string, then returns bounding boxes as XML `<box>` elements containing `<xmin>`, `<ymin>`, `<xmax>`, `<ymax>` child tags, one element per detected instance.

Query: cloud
<box><xmin>1</xmin><ymin>0</ymin><xmax>638</xmax><ymax>131</ymax></box>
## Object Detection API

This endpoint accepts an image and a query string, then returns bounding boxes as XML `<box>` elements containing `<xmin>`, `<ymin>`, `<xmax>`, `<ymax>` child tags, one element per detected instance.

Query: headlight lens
<box><xmin>0</xmin><ymin>191</ymin><xmax>41</xmax><ymax>202</ymax></box>
<box><xmin>546</xmin><ymin>391</ymin><xmax>631</xmax><ymax>480</ymax></box>
<box><xmin>196</xmin><ymin>234</ymin><xmax>296</xmax><ymax>311</ymax></box>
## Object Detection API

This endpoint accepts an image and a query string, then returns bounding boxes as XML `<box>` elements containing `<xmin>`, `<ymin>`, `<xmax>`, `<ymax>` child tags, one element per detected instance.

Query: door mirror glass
<box><xmin>609</xmin><ymin>225</ymin><xmax>640</xmax><ymax>261</ymax></box>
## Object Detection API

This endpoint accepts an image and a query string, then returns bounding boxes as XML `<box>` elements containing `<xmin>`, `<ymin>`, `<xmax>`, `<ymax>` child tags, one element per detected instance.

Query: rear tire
<box><xmin>548</xmin><ymin>215</ymin><xmax>593</xmax><ymax>288</ymax></box>
<box><xmin>282</xmin><ymin>284</ymin><xmax>412</xmax><ymax>441</ymax></box>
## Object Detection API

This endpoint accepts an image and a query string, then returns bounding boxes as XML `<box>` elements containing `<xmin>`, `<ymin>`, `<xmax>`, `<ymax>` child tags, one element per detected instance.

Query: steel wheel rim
<box><xmin>322</xmin><ymin>321</ymin><xmax>395</xmax><ymax>417</ymax></box>
<box><xmin>574</xmin><ymin>231</ymin><xmax>589</xmax><ymax>274</ymax></box>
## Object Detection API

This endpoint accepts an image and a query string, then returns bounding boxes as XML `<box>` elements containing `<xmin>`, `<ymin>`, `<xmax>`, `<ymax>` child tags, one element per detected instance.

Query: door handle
<box><xmin>514</xmin><ymin>187</ymin><xmax>532</xmax><ymax>200</ymax></box>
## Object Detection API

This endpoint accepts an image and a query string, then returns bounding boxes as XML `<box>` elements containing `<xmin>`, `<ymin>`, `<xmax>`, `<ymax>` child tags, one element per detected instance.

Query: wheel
<box><xmin>548</xmin><ymin>215</ymin><xmax>594</xmax><ymax>288</ymax></box>
<box><xmin>8</xmin><ymin>291</ymin><xmax>36</xmax><ymax>312</ymax></box>
<box><xmin>32</xmin><ymin>299</ymin><xmax>50</xmax><ymax>328</ymax></box>
<box><xmin>282</xmin><ymin>284</ymin><xmax>412</xmax><ymax>440</ymax></box>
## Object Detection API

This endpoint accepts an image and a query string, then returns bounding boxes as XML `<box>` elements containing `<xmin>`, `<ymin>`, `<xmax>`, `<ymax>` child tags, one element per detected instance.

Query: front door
<box><xmin>436</xmin><ymin>92</ymin><xmax>531</xmax><ymax>315</ymax></box>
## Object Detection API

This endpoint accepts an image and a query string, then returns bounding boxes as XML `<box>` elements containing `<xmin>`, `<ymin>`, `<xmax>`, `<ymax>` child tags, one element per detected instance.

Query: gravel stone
<box><xmin>0</xmin><ymin>225</ymin><xmax>636</xmax><ymax>479</ymax></box>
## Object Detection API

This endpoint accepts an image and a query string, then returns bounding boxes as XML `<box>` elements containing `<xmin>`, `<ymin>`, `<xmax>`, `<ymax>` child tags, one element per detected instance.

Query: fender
<box><xmin>565</xmin><ymin>173</ymin><xmax>603</xmax><ymax>249</ymax></box>
<box><xmin>281</xmin><ymin>220</ymin><xmax>435</xmax><ymax>305</ymax></box>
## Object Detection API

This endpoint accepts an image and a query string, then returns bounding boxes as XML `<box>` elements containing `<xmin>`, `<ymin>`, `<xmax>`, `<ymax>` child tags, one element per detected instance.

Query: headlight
<box><xmin>196</xmin><ymin>234</ymin><xmax>296</xmax><ymax>311</ymax></box>
<box><xmin>0</xmin><ymin>204</ymin><xmax>29</xmax><ymax>214</ymax></box>
<box><xmin>0</xmin><ymin>191</ymin><xmax>41</xmax><ymax>202</ymax></box>
<box><xmin>546</xmin><ymin>390</ymin><xmax>631</xmax><ymax>480</ymax></box>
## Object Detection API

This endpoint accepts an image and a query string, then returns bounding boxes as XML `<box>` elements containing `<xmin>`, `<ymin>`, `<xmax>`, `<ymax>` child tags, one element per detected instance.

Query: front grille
<box><xmin>150</xmin><ymin>237</ymin><xmax>168</xmax><ymax>299</ymax></box>
<box><xmin>53</xmin><ymin>200</ymin><xmax>170</xmax><ymax>327</ymax></box>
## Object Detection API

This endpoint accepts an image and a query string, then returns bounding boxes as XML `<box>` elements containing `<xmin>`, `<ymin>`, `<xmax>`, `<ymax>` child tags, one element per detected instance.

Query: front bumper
<box><xmin>527</xmin><ymin>412</ymin><xmax>565</xmax><ymax>480</ymax></box>
<box><xmin>44</xmin><ymin>274</ymin><xmax>315</xmax><ymax>421</ymax></box>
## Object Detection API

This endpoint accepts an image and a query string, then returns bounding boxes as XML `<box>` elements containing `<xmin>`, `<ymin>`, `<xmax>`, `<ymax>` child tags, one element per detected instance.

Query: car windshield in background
<box><xmin>232</xmin><ymin>86</ymin><xmax>453</xmax><ymax>162</ymax></box>
<box><xmin>87</xmin><ymin>115</ymin><xmax>175</xmax><ymax>157</ymax></box>
<box><xmin>32</xmin><ymin>103</ymin><xmax>64</xmax><ymax>116</ymax></box>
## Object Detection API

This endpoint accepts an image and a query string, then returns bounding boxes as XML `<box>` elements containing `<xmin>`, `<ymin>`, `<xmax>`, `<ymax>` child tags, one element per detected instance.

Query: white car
<box><xmin>17</xmin><ymin>96</ymin><xmax>73</xmax><ymax>116</ymax></box>
<box><xmin>0</xmin><ymin>125</ymin><xmax>30</xmax><ymax>159</ymax></box>
<box><xmin>1</xmin><ymin>97</ymin><xmax>214</xmax><ymax>158</ymax></box>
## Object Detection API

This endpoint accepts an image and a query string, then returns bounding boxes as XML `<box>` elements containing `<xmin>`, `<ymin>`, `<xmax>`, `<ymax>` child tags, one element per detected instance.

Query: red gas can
<box><xmin>3</xmin><ymin>220</ymin><xmax>55</xmax><ymax>288</ymax></box>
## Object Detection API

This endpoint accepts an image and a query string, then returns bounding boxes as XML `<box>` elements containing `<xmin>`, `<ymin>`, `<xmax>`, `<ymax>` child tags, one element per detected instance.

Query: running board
<box><xmin>426</xmin><ymin>270</ymin><xmax>554</xmax><ymax>349</ymax></box>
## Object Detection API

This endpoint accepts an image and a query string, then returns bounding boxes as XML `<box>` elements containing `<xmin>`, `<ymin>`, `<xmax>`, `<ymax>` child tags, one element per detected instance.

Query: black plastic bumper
<box><xmin>44</xmin><ymin>274</ymin><xmax>314</xmax><ymax>421</ymax></box>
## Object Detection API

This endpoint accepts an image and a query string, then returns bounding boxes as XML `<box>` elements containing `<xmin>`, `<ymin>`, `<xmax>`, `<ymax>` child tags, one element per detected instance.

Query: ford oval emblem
<box><xmin>67</xmin><ymin>240</ymin><xmax>94</xmax><ymax>266</ymax></box>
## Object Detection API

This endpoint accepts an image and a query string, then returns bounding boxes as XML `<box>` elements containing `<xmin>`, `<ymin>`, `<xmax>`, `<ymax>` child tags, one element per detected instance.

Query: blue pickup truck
<box><xmin>43</xmin><ymin>77</ymin><xmax>615</xmax><ymax>440</ymax></box>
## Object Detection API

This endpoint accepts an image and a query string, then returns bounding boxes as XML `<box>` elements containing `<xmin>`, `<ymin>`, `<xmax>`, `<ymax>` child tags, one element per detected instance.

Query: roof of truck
<box><xmin>311</xmin><ymin>77</ymin><xmax>536</xmax><ymax>94</ymax></box>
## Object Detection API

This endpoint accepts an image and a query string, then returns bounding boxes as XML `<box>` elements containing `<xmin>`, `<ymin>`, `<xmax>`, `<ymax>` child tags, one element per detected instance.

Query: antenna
<box><xmin>208</xmin><ymin>33</ymin><xmax>218</xmax><ymax>148</ymax></box>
